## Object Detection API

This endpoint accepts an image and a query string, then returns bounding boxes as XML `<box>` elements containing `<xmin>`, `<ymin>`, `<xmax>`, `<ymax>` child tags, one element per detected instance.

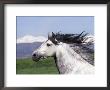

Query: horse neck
<box><xmin>55</xmin><ymin>43</ymin><xmax>86</xmax><ymax>74</ymax></box>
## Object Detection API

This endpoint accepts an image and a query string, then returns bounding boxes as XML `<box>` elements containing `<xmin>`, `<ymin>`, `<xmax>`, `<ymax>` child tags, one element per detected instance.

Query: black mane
<box><xmin>52</xmin><ymin>31</ymin><xmax>94</xmax><ymax>65</ymax></box>
<box><xmin>54</xmin><ymin>31</ymin><xmax>88</xmax><ymax>44</ymax></box>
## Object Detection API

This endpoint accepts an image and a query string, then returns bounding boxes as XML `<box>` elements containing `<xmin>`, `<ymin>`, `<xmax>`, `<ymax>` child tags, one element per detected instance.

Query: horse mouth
<box><xmin>32</xmin><ymin>56</ymin><xmax>41</xmax><ymax>62</ymax></box>
<box><xmin>32</xmin><ymin>56</ymin><xmax>46</xmax><ymax>62</ymax></box>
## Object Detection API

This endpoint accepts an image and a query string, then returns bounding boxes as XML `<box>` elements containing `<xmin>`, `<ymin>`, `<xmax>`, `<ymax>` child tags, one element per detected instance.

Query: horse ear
<box><xmin>52</xmin><ymin>32</ymin><xmax>55</xmax><ymax>38</ymax></box>
<box><xmin>48</xmin><ymin>32</ymin><xmax>52</xmax><ymax>39</ymax></box>
<box><xmin>48</xmin><ymin>32</ymin><xmax>56</xmax><ymax>39</ymax></box>
<box><xmin>48</xmin><ymin>32</ymin><xmax>58</xmax><ymax>45</ymax></box>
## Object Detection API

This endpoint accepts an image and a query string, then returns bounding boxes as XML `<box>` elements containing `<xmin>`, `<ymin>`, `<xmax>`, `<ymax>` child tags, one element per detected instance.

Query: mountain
<box><xmin>17</xmin><ymin>35</ymin><xmax>47</xmax><ymax>43</ymax></box>
<box><xmin>16</xmin><ymin>35</ymin><xmax>47</xmax><ymax>59</ymax></box>
<box><xmin>17</xmin><ymin>42</ymin><xmax>42</xmax><ymax>59</ymax></box>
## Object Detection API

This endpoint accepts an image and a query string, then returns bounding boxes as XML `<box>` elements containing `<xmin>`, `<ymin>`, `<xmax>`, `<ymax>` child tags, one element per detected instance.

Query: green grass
<box><xmin>16</xmin><ymin>57</ymin><xmax>59</xmax><ymax>74</ymax></box>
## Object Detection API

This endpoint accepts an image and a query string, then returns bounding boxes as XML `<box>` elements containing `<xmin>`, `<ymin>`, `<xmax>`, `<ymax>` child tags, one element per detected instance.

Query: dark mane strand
<box><xmin>54</xmin><ymin>31</ymin><xmax>88</xmax><ymax>44</ymax></box>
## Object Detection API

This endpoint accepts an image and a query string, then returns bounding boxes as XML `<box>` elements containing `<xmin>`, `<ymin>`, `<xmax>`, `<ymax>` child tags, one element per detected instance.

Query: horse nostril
<box><xmin>33</xmin><ymin>54</ymin><xmax>36</xmax><ymax>57</ymax></box>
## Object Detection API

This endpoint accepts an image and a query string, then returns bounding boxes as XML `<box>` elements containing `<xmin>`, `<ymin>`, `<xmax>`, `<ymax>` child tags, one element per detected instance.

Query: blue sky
<box><xmin>17</xmin><ymin>16</ymin><xmax>94</xmax><ymax>38</ymax></box>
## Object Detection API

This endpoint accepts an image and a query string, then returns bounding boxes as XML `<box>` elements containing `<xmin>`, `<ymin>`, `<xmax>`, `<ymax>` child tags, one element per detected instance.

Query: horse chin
<box><xmin>32</xmin><ymin>56</ymin><xmax>42</xmax><ymax>62</ymax></box>
<box><xmin>32</xmin><ymin>56</ymin><xmax>47</xmax><ymax>62</ymax></box>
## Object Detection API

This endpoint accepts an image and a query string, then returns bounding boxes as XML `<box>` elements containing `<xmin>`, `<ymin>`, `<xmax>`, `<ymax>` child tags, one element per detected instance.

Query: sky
<box><xmin>16</xmin><ymin>16</ymin><xmax>94</xmax><ymax>38</ymax></box>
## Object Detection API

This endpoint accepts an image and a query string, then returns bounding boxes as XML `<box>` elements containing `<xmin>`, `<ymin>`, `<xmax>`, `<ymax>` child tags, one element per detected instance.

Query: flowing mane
<box><xmin>52</xmin><ymin>31</ymin><xmax>94</xmax><ymax>65</ymax></box>
<box><xmin>54</xmin><ymin>31</ymin><xmax>89</xmax><ymax>44</ymax></box>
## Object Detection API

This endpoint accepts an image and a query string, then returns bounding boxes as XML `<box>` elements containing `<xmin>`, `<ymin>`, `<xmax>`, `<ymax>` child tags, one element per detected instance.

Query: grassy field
<box><xmin>16</xmin><ymin>57</ymin><xmax>59</xmax><ymax>74</ymax></box>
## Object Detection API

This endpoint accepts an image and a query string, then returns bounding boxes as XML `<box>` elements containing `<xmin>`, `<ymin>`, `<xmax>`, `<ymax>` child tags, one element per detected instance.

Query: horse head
<box><xmin>32</xmin><ymin>32</ymin><xmax>59</xmax><ymax>62</ymax></box>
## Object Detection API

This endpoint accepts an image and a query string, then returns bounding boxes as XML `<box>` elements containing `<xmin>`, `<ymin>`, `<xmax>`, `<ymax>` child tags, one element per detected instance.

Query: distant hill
<box><xmin>16</xmin><ymin>42</ymin><xmax>42</xmax><ymax>59</ymax></box>
<box><xmin>16</xmin><ymin>35</ymin><xmax>47</xmax><ymax>59</ymax></box>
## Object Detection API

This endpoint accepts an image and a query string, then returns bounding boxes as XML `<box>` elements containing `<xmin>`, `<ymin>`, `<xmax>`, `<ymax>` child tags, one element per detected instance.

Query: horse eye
<box><xmin>47</xmin><ymin>43</ymin><xmax>51</xmax><ymax>46</ymax></box>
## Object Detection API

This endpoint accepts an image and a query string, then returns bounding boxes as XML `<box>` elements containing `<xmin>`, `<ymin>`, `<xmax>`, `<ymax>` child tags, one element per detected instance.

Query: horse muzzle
<box><xmin>32</xmin><ymin>53</ymin><xmax>42</xmax><ymax>62</ymax></box>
